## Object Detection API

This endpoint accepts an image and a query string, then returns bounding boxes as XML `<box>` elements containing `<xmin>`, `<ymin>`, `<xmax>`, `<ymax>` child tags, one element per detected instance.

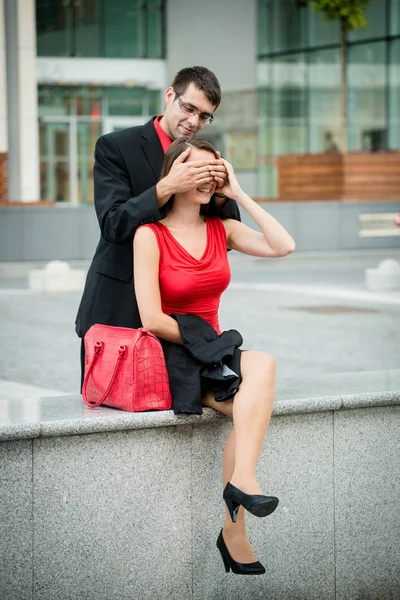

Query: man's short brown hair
<box><xmin>171</xmin><ymin>66</ymin><xmax>221</xmax><ymax>109</ymax></box>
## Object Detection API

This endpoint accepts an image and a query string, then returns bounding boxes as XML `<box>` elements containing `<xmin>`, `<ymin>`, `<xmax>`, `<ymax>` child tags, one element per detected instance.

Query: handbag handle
<box><xmin>82</xmin><ymin>341</ymin><xmax>127</xmax><ymax>408</ymax></box>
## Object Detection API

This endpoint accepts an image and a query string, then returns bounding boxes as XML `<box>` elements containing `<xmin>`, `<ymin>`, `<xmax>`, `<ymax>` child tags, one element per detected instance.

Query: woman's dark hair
<box><xmin>171</xmin><ymin>66</ymin><xmax>221</xmax><ymax>109</ymax></box>
<box><xmin>160</xmin><ymin>137</ymin><xmax>219</xmax><ymax>216</ymax></box>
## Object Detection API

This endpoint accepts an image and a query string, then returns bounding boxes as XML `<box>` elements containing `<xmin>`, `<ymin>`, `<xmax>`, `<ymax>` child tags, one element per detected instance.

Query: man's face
<box><xmin>163</xmin><ymin>83</ymin><xmax>216</xmax><ymax>140</ymax></box>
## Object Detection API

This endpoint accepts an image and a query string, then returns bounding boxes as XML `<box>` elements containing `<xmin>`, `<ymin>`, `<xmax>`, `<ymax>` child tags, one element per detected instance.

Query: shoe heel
<box><xmin>219</xmin><ymin>549</ymin><xmax>231</xmax><ymax>572</ymax></box>
<box><xmin>224</xmin><ymin>496</ymin><xmax>240</xmax><ymax>523</ymax></box>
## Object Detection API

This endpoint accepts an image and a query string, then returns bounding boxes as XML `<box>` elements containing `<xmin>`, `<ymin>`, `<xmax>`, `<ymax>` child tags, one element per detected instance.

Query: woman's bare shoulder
<box><xmin>134</xmin><ymin>224</ymin><xmax>159</xmax><ymax>247</ymax></box>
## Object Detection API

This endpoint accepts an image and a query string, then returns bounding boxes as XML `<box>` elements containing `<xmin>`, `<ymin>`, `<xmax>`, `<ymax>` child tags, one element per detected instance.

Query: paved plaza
<box><xmin>0</xmin><ymin>248</ymin><xmax>399</xmax><ymax>401</ymax></box>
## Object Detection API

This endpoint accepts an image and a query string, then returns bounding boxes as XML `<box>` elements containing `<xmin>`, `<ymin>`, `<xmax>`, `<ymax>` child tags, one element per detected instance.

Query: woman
<box><xmin>133</xmin><ymin>137</ymin><xmax>295</xmax><ymax>575</ymax></box>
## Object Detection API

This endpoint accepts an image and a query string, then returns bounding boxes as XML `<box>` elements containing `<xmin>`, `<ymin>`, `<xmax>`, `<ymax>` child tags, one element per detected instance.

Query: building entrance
<box><xmin>39</xmin><ymin>116</ymin><xmax>147</xmax><ymax>204</ymax></box>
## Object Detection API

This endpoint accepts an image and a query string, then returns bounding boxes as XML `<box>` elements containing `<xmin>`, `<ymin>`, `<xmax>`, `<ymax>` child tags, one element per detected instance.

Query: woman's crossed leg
<box><xmin>202</xmin><ymin>350</ymin><xmax>276</xmax><ymax>564</ymax></box>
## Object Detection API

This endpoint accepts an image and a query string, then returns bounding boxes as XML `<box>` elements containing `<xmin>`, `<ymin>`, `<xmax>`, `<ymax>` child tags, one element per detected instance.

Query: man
<box><xmin>75</xmin><ymin>66</ymin><xmax>240</xmax><ymax>382</ymax></box>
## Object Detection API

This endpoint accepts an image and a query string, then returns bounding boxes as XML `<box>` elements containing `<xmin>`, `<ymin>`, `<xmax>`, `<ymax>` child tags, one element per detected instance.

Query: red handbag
<box><xmin>82</xmin><ymin>324</ymin><xmax>172</xmax><ymax>412</ymax></box>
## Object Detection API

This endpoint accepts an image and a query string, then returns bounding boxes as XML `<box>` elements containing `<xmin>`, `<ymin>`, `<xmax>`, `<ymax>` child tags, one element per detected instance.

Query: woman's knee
<box><xmin>241</xmin><ymin>351</ymin><xmax>276</xmax><ymax>384</ymax></box>
<box><xmin>202</xmin><ymin>391</ymin><xmax>233</xmax><ymax>418</ymax></box>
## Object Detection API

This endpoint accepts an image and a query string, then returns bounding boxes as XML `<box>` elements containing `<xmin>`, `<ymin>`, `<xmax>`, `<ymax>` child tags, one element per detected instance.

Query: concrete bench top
<box><xmin>1</xmin><ymin>369</ymin><xmax>399</xmax><ymax>442</ymax></box>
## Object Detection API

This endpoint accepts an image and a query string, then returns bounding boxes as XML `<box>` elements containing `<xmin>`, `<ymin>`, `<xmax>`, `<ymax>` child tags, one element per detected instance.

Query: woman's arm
<box><xmin>133</xmin><ymin>227</ymin><xmax>182</xmax><ymax>344</ymax></box>
<box><xmin>220</xmin><ymin>161</ymin><xmax>296</xmax><ymax>258</ymax></box>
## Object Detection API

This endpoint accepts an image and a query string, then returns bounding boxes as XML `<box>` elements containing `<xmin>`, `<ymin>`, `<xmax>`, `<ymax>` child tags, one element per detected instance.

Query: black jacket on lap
<box><xmin>162</xmin><ymin>314</ymin><xmax>243</xmax><ymax>415</ymax></box>
<box><xmin>75</xmin><ymin>118</ymin><xmax>241</xmax><ymax>339</ymax></box>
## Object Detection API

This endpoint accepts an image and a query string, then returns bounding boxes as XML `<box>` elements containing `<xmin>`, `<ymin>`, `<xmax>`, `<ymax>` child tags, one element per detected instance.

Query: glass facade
<box><xmin>36</xmin><ymin>0</ymin><xmax>165</xmax><ymax>58</ymax></box>
<box><xmin>257</xmin><ymin>0</ymin><xmax>400</xmax><ymax>197</ymax></box>
<box><xmin>38</xmin><ymin>86</ymin><xmax>161</xmax><ymax>203</ymax></box>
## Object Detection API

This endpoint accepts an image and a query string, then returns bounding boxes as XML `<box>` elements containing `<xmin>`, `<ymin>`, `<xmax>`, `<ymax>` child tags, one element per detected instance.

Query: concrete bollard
<box><xmin>28</xmin><ymin>260</ymin><xmax>86</xmax><ymax>292</ymax></box>
<box><xmin>365</xmin><ymin>258</ymin><xmax>400</xmax><ymax>290</ymax></box>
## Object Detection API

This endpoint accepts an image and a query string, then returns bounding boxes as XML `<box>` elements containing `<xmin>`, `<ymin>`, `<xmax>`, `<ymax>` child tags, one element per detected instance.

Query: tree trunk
<box><xmin>340</xmin><ymin>17</ymin><xmax>348</xmax><ymax>152</ymax></box>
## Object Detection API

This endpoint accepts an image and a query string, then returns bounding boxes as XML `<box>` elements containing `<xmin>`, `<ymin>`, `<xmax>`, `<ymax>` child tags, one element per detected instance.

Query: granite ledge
<box><xmin>1</xmin><ymin>389</ymin><xmax>399</xmax><ymax>442</ymax></box>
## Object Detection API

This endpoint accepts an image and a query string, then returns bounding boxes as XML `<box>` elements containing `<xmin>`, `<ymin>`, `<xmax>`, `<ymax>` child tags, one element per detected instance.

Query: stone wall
<box><xmin>1</xmin><ymin>200</ymin><xmax>400</xmax><ymax>261</ymax></box>
<box><xmin>0</xmin><ymin>152</ymin><xmax>7</xmax><ymax>202</ymax></box>
<box><xmin>0</xmin><ymin>392</ymin><xmax>399</xmax><ymax>600</ymax></box>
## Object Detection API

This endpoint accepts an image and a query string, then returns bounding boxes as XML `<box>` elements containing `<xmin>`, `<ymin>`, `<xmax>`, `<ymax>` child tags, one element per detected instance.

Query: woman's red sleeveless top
<box><xmin>142</xmin><ymin>217</ymin><xmax>231</xmax><ymax>334</ymax></box>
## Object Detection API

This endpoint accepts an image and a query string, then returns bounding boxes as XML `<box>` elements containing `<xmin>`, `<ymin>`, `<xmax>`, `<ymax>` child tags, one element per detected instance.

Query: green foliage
<box><xmin>306</xmin><ymin>0</ymin><xmax>370</xmax><ymax>30</ymax></box>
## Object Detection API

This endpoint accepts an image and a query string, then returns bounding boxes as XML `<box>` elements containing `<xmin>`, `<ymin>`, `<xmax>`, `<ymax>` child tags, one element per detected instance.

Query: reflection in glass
<box><xmin>270</xmin><ymin>55</ymin><xmax>307</xmax><ymax>154</ymax></box>
<box><xmin>40</xmin><ymin>160</ymin><xmax>70</xmax><ymax>202</ymax></box>
<box><xmin>272</xmin><ymin>0</ymin><xmax>307</xmax><ymax>52</ymax></box>
<box><xmin>308</xmin><ymin>48</ymin><xmax>341</xmax><ymax>152</ymax></box>
<box><xmin>38</xmin><ymin>87</ymin><xmax>70</xmax><ymax>118</ymax></box>
<box><xmin>104</xmin><ymin>0</ymin><xmax>145</xmax><ymax>58</ymax></box>
<box><xmin>258</xmin><ymin>55</ymin><xmax>307</xmax><ymax>196</ymax></box>
<box><xmin>75</xmin><ymin>88</ymin><xmax>102</xmax><ymax>117</ymax></box>
<box><xmin>389</xmin><ymin>39</ymin><xmax>400</xmax><ymax>149</ymax></box>
<box><xmin>39</xmin><ymin>123</ymin><xmax>70</xmax><ymax>202</ymax></box>
<box><xmin>77</xmin><ymin>122</ymin><xmax>101</xmax><ymax>204</ymax></box>
<box><xmin>146</xmin><ymin>0</ymin><xmax>164</xmax><ymax>58</ymax></box>
<box><xmin>36</xmin><ymin>0</ymin><xmax>72</xmax><ymax>56</ymax></box>
<box><xmin>36</xmin><ymin>0</ymin><xmax>164</xmax><ymax>58</ymax></box>
<box><xmin>348</xmin><ymin>42</ymin><xmax>387</xmax><ymax>151</ymax></box>
<box><xmin>308</xmin><ymin>5</ymin><xmax>339</xmax><ymax>47</ymax></box>
<box><xmin>258</xmin><ymin>0</ymin><xmax>272</xmax><ymax>55</ymax></box>
<box><xmin>74</xmin><ymin>0</ymin><xmax>101</xmax><ymax>57</ymax></box>
<box><xmin>149</xmin><ymin>90</ymin><xmax>162</xmax><ymax>115</ymax></box>
<box><xmin>348</xmin><ymin>0</ymin><xmax>387</xmax><ymax>41</ymax></box>
<box><xmin>390</xmin><ymin>0</ymin><xmax>400</xmax><ymax>34</ymax></box>
<box><xmin>107</xmin><ymin>88</ymin><xmax>144</xmax><ymax>116</ymax></box>
<box><xmin>54</xmin><ymin>161</ymin><xmax>70</xmax><ymax>202</ymax></box>
<box><xmin>258</xmin><ymin>83</ymin><xmax>275</xmax><ymax>197</ymax></box>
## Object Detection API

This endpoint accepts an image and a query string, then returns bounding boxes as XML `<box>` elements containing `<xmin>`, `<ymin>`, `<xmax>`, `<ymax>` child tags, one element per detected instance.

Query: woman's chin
<box><xmin>196</xmin><ymin>192</ymin><xmax>213</xmax><ymax>204</ymax></box>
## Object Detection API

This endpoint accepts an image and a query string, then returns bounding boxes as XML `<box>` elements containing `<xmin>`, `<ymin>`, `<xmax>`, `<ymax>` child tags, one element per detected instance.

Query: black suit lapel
<box><xmin>141</xmin><ymin>118</ymin><xmax>165</xmax><ymax>180</ymax></box>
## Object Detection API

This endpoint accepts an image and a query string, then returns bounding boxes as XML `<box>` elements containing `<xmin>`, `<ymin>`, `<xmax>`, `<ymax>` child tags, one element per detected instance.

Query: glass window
<box><xmin>107</xmin><ymin>88</ymin><xmax>145</xmax><ymax>117</ymax></box>
<box><xmin>258</xmin><ymin>81</ymin><xmax>276</xmax><ymax>197</ymax></box>
<box><xmin>308</xmin><ymin>5</ymin><xmax>339</xmax><ymax>47</ymax></box>
<box><xmin>390</xmin><ymin>0</ymin><xmax>400</xmax><ymax>35</ymax></box>
<box><xmin>258</xmin><ymin>0</ymin><xmax>272</xmax><ymax>56</ymax></box>
<box><xmin>36</xmin><ymin>0</ymin><xmax>73</xmax><ymax>56</ymax></box>
<box><xmin>37</xmin><ymin>1</ymin><xmax>165</xmax><ymax>58</ymax></box>
<box><xmin>257</xmin><ymin>55</ymin><xmax>307</xmax><ymax>197</ymax></box>
<box><xmin>388</xmin><ymin>39</ymin><xmax>400</xmax><ymax>149</ymax></box>
<box><xmin>308</xmin><ymin>48</ymin><xmax>341</xmax><ymax>152</ymax></box>
<box><xmin>272</xmin><ymin>0</ymin><xmax>307</xmax><ymax>52</ymax></box>
<box><xmin>348</xmin><ymin>42</ymin><xmax>387</xmax><ymax>151</ymax></box>
<box><xmin>39</xmin><ymin>122</ymin><xmax>71</xmax><ymax>202</ymax></box>
<box><xmin>348</xmin><ymin>0</ymin><xmax>387</xmax><ymax>42</ymax></box>
<box><xmin>73</xmin><ymin>0</ymin><xmax>101</xmax><ymax>57</ymax></box>
<box><xmin>75</xmin><ymin>88</ymin><xmax>103</xmax><ymax>117</ymax></box>
<box><xmin>271</xmin><ymin>54</ymin><xmax>307</xmax><ymax>154</ymax></box>
<box><xmin>77</xmin><ymin>122</ymin><xmax>101</xmax><ymax>204</ymax></box>
<box><xmin>104</xmin><ymin>0</ymin><xmax>146</xmax><ymax>58</ymax></box>
<box><xmin>148</xmin><ymin>90</ymin><xmax>162</xmax><ymax>115</ymax></box>
<box><xmin>38</xmin><ymin>87</ymin><xmax>70</xmax><ymax>117</ymax></box>
<box><xmin>146</xmin><ymin>0</ymin><xmax>164</xmax><ymax>58</ymax></box>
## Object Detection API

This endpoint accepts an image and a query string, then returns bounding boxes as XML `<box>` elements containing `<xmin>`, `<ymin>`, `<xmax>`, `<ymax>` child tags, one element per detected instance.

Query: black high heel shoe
<box><xmin>217</xmin><ymin>529</ymin><xmax>266</xmax><ymax>575</ymax></box>
<box><xmin>223</xmin><ymin>482</ymin><xmax>279</xmax><ymax>523</ymax></box>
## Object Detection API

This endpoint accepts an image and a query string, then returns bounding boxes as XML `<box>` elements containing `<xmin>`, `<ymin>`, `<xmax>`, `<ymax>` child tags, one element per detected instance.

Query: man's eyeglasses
<box><xmin>174</xmin><ymin>93</ymin><xmax>214</xmax><ymax>125</ymax></box>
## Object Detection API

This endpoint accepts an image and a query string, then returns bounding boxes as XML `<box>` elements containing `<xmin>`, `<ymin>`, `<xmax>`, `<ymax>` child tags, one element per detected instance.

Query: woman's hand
<box><xmin>220</xmin><ymin>159</ymin><xmax>243</xmax><ymax>202</ymax></box>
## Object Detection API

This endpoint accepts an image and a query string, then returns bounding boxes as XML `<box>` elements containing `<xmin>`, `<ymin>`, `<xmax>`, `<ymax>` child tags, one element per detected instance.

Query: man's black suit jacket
<box><xmin>75</xmin><ymin>117</ymin><xmax>241</xmax><ymax>338</ymax></box>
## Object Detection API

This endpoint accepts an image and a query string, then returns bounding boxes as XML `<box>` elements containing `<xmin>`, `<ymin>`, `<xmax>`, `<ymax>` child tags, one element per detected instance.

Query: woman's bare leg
<box><xmin>230</xmin><ymin>351</ymin><xmax>276</xmax><ymax>495</ymax></box>
<box><xmin>202</xmin><ymin>395</ymin><xmax>257</xmax><ymax>563</ymax></box>
<box><xmin>203</xmin><ymin>351</ymin><xmax>276</xmax><ymax>562</ymax></box>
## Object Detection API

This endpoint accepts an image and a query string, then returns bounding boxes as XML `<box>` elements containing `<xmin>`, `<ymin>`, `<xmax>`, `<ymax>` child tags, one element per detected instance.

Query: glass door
<box><xmin>77</xmin><ymin>120</ymin><xmax>102</xmax><ymax>204</ymax></box>
<box><xmin>39</xmin><ymin>120</ymin><xmax>72</xmax><ymax>202</ymax></box>
<box><xmin>39</xmin><ymin>116</ymin><xmax>149</xmax><ymax>204</ymax></box>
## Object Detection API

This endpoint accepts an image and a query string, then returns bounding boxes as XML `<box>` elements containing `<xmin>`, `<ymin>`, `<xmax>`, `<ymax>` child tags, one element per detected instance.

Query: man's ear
<box><xmin>164</xmin><ymin>87</ymin><xmax>175</xmax><ymax>105</ymax></box>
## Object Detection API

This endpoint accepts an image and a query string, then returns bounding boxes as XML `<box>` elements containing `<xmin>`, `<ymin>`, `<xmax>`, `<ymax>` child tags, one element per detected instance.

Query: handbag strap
<box><xmin>82</xmin><ymin>340</ymin><xmax>127</xmax><ymax>408</ymax></box>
